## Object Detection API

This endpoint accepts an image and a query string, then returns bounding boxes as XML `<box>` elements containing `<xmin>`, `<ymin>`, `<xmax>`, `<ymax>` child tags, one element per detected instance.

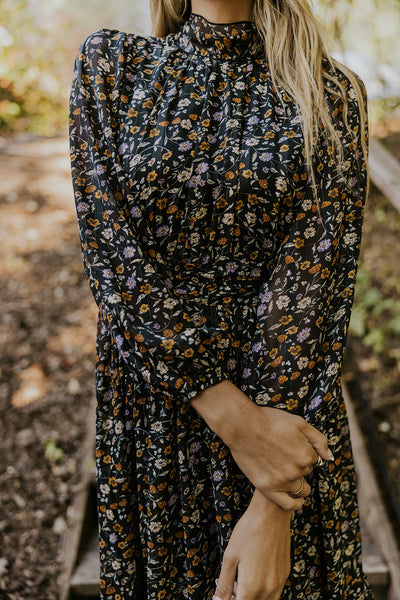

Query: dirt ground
<box><xmin>0</xmin><ymin>133</ymin><xmax>97</xmax><ymax>599</ymax></box>
<box><xmin>0</xmin><ymin>129</ymin><xmax>399</xmax><ymax>599</ymax></box>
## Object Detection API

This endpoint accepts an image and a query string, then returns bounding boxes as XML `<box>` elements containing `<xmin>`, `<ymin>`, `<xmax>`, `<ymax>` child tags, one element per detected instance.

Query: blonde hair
<box><xmin>149</xmin><ymin>0</ymin><xmax>369</xmax><ymax>209</ymax></box>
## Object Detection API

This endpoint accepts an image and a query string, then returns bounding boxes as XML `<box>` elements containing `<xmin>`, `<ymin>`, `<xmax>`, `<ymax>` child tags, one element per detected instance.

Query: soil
<box><xmin>0</xmin><ymin>133</ymin><xmax>97</xmax><ymax>599</ymax></box>
<box><xmin>344</xmin><ymin>119</ymin><xmax>400</xmax><ymax>531</ymax></box>
<box><xmin>0</xmin><ymin>124</ymin><xmax>399</xmax><ymax>599</ymax></box>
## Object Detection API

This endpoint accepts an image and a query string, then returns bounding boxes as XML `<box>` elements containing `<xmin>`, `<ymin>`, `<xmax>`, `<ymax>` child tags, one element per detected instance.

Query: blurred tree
<box><xmin>0</xmin><ymin>0</ymin><xmax>71</xmax><ymax>135</ymax></box>
<box><xmin>315</xmin><ymin>0</ymin><xmax>400</xmax><ymax>119</ymax></box>
<box><xmin>316</xmin><ymin>0</ymin><xmax>400</xmax><ymax>61</ymax></box>
<box><xmin>0</xmin><ymin>0</ymin><xmax>150</xmax><ymax>135</ymax></box>
<box><xmin>0</xmin><ymin>0</ymin><xmax>399</xmax><ymax>136</ymax></box>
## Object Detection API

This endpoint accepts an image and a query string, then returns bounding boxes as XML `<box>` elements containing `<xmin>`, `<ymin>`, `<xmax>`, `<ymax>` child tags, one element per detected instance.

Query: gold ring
<box><xmin>289</xmin><ymin>478</ymin><xmax>305</xmax><ymax>498</ymax></box>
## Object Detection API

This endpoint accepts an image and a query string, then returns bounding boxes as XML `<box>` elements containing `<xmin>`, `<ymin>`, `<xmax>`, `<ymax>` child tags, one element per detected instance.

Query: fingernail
<box><xmin>327</xmin><ymin>449</ymin><xmax>334</xmax><ymax>461</ymax></box>
<box><xmin>212</xmin><ymin>597</ymin><xmax>224</xmax><ymax>600</ymax></box>
<box><xmin>233</xmin><ymin>580</ymin><xmax>238</xmax><ymax>594</ymax></box>
<box><xmin>215</xmin><ymin>578</ymin><xmax>219</xmax><ymax>587</ymax></box>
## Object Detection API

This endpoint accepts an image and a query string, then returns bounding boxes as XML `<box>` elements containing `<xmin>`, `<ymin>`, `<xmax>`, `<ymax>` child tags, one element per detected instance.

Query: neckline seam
<box><xmin>189</xmin><ymin>12</ymin><xmax>255</xmax><ymax>26</ymax></box>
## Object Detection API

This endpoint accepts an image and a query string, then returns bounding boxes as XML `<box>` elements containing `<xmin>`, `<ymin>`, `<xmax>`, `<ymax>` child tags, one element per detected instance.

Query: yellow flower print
<box><xmin>280</xmin><ymin>315</ymin><xmax>293</xmax><ymax>325</ymax></box>
<box><xmin>293</xmin><ymin>237</ymin><xmax>305</xmax><ymax>249</ymax></box>
<box><xmin>105</xmin><ymin>587</ymin><xmax>116</xmax><ymax>595</ymax></box>
<box><xmin>286</xmin><ymin>398</ymin><xmax>299</xmax><ymax>410</ymax></box>
<box><xmin>140</xmin><ymin>283</ymin><xmax>153</xmax><ymax>294</ymax></box>
<box><xmin>271</xmin><ymin>355</ymin><xmax>283</xmax><ymax>367</ymax></box>
<box><xmin>309</xmin><ymin>263</ymin><xmax>321</xmax><ymax>274</ymax></box>
<box><xmin>161</xmin><ymin>339</ymin><xmax>175</xmax><ymax>351</ymax></box>
<box><xmin>288</xmin><ymin>345</ymin><xmax>301</xmax><ymax>356</ymax></box>
<box><xmin>271</xmin><ymin>393</ymin><xmax>282</xmax><ymax>403</ymax></box>
<box><xmin>341</xmin><ymin>287</ymin><xmax>353</xmax><ymax>298</ymax></box>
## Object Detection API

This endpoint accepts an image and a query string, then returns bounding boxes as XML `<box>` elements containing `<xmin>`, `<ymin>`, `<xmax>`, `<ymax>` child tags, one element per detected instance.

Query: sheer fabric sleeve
<box><xmin>240</xmin><ymin>71</ymin><xmax>369</xmax><ymax>424</ymax></box>
<box><xmin>69</xmin><ymin>30</ymin><xmax>231</xmax><ymax>403</ymax></box>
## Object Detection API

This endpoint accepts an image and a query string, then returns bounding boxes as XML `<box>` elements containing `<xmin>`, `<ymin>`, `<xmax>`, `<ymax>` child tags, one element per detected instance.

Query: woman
<box><xmin>69</xmin><ymin>0</ymin><xmax>373</xmax><ymax>599</ymax></box>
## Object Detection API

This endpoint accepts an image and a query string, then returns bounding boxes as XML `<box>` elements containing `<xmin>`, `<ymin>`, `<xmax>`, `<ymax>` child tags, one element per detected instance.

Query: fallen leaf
<box><xmin>11</xmin><ymin>364</ymin><xmax>48</xmax><ymax>407</ymax></box>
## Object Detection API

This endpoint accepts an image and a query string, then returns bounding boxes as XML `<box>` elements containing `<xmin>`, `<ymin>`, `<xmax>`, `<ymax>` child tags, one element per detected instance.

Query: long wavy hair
<box><xmin>149</xmin><ymin>0</ymin><xmax>369</xmax><ymax>208</ymax></box>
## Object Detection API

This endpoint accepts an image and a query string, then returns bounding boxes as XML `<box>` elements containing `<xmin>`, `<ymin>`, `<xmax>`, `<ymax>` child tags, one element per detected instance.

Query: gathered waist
<box><xmin>166</xmin><ymin>269</ymin><xmax>263</xmax><ymax>309</ymax></box>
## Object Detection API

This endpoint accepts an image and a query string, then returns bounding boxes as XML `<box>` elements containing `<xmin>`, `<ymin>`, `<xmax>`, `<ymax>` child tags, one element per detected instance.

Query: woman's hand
<box><xmin>190</xmin><ymin>380</ymin><xmax>333</xmax><ymax>510</ymax></box>
<box><xmin>213</xmin><ymin>489</ymin><xmax>293</xmax><ymax>600</ymax></box>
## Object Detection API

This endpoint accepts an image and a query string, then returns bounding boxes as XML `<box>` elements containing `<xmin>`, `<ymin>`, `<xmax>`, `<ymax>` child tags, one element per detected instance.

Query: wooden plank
<box><xmin>343</xmin><ymin>380</ymin><xmax>400</xmax><ymax>600</ymax></box>
<box><xmin>360</xmin><ymin>519</ymin><xmax>389</xmax><ymax>586</ymax></box>
<box><xmin>369</xmin><ymin>137</ymin><xmax>400</xmax><ymax>213</ymax></box>
<box><xmin>70</xmin><ymin>526</ymin><xmax>100</xmax><ymax>597</ymax></box>
<box><xmin>58</xmin><ymin>394</ymin><xmax>96</xmax><ymax>600</ymax></box>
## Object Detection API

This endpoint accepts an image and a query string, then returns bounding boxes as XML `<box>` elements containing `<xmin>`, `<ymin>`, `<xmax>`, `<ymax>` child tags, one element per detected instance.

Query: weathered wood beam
<box><xmin>369</xmin><ymin>137</ymin><xmax>400</xmax><ymax>213</ymax></box>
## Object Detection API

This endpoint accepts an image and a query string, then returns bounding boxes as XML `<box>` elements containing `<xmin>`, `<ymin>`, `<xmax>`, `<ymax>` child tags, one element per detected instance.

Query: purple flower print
<box><xmin>123</xmin><ymin>246</ymin><xmax>136</xmax><ymax>258</ymax></box>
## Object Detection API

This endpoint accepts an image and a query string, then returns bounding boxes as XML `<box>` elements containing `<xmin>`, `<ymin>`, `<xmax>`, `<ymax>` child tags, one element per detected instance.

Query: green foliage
<box><xmin>315</xmin><ymin>0</ymin><xmax>400</xmax><ymax>59</ymax></box>
<box><xmin>44</xmin><ymin>437</ymin><xmax>64</xmax><ymax>462</ymax></box>
<box><xmin>0</xmin><ymin>0</ymin><xmax>150</xmax><ymax>136</ymax></box>
<box><xmin>350</xmin><ymin>263</ymin><xmax>400</xmax><ymax>354</ymax></box>
<box><xmin>0</xmin><ymin>0</ymin><xmax>70</xmax><ymax>135</ymax></box>
<box><xmin>0</xmin><ymin>0</ymin><xmax>399</xmax><ymax>135</ymax></box>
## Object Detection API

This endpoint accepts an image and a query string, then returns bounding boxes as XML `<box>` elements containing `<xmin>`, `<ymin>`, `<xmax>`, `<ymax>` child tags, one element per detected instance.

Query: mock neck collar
<box><xmin>176</xmin><ymin>12</ymin><xmax>264</xmax><ymax>60</ymax></box>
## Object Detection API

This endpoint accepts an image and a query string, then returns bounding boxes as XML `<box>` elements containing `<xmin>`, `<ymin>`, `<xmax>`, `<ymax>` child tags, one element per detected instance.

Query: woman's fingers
<box><xmin>286</xmin><ymin>477</ymin><xmax>311</xmax><ymax>499</ymax></box>
<box><xmin>214</xmin><ymin>555</ymin><xmax>237</xmax><ymax>600</ymax></box>
<box><xmin>300</xmin><ymin>420</ymin><xmax>334</xmax><ymax>462</ymax></box>
<box><xmin>302</xmin><ymin>462</ymin><xmax>316</xmax><ymax>476</ymax></box>
<box><xmin>214</xmin><ymin>579</ymin><xmax>237</xmax><ymax>600</ymax></box>
<box><xmin>267</xmin><ymin>490</ymin><xmax>305</xmax><ymax>512</ymax></box>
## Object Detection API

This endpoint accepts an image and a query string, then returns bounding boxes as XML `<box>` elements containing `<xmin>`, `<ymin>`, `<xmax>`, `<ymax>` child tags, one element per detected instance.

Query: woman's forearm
<box><xmin>189</xmin><ymin>379</ymin><xmax>252</xmax><ymax>445</ymax></box>
<box><xmin>189</xmin><ymin>377</ymin><xmax>326</xmax><ymax>512</ymax></box>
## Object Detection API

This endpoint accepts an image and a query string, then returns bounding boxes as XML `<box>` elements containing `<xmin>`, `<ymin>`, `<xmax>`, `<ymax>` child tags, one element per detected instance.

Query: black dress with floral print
<box><xmin>69</xmin><ymin>11</ymin><xmax>373</xmax><ymax>600</ymax></box>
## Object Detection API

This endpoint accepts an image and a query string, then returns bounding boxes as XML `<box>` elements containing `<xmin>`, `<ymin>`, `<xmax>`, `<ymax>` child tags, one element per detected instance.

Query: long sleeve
<box><xmin>240</xmin><ymin>70</ymin><xmax>369</xmax><ymax>424</ymax></box>
<box><xmin>69</xmin><ymin>30</ymin><xmax>231</xmax><ymax>403</ymax></box>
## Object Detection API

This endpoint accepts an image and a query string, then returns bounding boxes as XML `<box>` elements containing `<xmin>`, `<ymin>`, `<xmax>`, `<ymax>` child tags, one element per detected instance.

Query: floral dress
<box><xmin>69</xmin><ymin>11</ymin><xmax>373</xmax><ymax>600</ymax></box>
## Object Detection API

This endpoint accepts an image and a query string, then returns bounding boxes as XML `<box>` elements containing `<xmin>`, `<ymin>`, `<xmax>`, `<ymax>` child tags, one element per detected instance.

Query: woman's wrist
<box><xmin>249</xmin><ymin>488</ymin><xmax>294</xmax><ymax>521</ymax></box>
<box><xmin>189</xmin><ymin>379</ymin><xmax>253</xmax><ymax>443</ymax></box>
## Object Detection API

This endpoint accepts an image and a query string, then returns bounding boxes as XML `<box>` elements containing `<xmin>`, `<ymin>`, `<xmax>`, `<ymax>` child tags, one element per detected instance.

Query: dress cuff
<box><xmin>150</xmin><ymin>364</ymin><xmax>231</xmax><ymax>403</ymax></box>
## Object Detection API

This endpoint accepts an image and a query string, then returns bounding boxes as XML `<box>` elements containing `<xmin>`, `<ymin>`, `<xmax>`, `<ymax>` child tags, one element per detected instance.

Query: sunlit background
<box><xmin>1</xmin><ymin>0</ymin><xmax>400</xmax><ymax>136</ymax></box>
